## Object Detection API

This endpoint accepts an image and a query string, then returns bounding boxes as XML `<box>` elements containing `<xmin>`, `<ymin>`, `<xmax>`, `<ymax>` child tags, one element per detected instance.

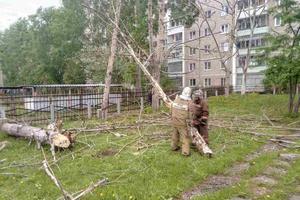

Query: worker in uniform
<box><xmin>191</xmin><ymin>89</ymin><xmax>209</xmax><ymax>144</ymax></box>
<box><xmin>171</xmin><ymin>87</ymin><xmax>193</xmax><ymax>156</ymax></box>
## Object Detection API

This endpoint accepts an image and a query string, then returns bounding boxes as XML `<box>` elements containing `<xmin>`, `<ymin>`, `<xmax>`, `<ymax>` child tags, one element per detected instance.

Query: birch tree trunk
<box><xmin>152</xmin><ymin>0</ymin><xmax>165</xmax><ymax>110</ymax></box>
<box><xmin>102</xmin><ymin>0</ymin><xmax>122</xmax><ymax>119</ymax></box>
<box><xmin>241</xmin><ymin>71</ymin><xmax>247</xmax><ymax>95</ymax></box>
<box><xmin>135</xmin><ymin>3</ymin><xmax>142</xmax><ymax>93</ymax></box>
<box><xmin>119</xmin><ymin>28</ymin><xmax>213</xmax><ymax>156</ymax></box>
<box><xmin>147</xmin><ymin>0</ymin><xmax>155</xmax><ymax>107</ymax></box>
<box><xmin>240</xmin><ymin>4</ymin><xmax>265</xmax><ymax>95</ymax></box>
<box><xmin>0</xmin><ymin>122</ymin><xmax>70</xmax><ymax>148</ymax></box>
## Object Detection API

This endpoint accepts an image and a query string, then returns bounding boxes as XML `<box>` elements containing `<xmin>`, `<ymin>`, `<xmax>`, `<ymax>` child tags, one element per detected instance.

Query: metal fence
<box><xmin>0</xmin><ymin>85</ymin><xmax>231</xmax><ymax>125</ymax></box>
<box><xmin>0</xmin><ymin>89</ymin><xmax>149</xmax><ymax>125</ymax></box>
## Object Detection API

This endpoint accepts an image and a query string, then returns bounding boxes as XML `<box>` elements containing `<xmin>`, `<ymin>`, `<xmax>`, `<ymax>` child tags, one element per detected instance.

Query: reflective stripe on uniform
<box><xmin>172</xmin><ymin>102</ymin><xmax>188</xmax><ymax>111</ymax></box>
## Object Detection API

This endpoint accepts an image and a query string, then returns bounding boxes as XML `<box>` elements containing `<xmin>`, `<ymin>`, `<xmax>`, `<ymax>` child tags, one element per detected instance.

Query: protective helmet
<box><xmin>179</xmin><ymin>87</ymin><xmax>192</xmax><ymax>100</ymax></box>
<box><xmin>193</xmin><ymin>89</ymin><xmax>204</xmax><ymax>100</ymax></box>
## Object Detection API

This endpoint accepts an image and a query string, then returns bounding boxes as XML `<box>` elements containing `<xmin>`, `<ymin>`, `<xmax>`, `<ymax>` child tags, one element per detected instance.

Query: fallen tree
<box><xmin>0</xmin><ymin>119</ymin><xmax>74</xmax><ymax>160</ymax></box>
<box><xmin>120</xmin><ymin>32</ymin><xmax>213</xmax><ymax>156</ymax></box>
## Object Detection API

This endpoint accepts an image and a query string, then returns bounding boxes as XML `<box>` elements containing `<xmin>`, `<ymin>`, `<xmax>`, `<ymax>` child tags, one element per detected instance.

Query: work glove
<box><xmin>200</xmin><ymin>117</ymin><xmax>208</xmax><ymax>126</ymax></box>
<box><xmin>191</xmin><ymin>120</ymin><xmax>200</xmax><ymax>126</ymax></box>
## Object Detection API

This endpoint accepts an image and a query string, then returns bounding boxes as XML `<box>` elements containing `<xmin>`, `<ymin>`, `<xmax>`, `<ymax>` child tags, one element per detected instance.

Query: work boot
<box><xmin>182</xmin><ymin>151</ymin><xmax>190</xmax><ymax>156</ymax></box>
<box><xmin>171</xmin><ymin>146</ymin><xmax>180</xmax><ymax>151</ymax></box>
<box><xmin>181</xmin><ymin>131</ymin><xmax>191</xmax><ymax>156</ymax></box>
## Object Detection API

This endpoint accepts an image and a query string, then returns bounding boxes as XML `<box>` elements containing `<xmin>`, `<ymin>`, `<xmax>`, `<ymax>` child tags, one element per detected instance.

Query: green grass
<box><xmin>0</xmin><ymin>94</ymin><xmax>299</xmax><ymax>200</ymax></box>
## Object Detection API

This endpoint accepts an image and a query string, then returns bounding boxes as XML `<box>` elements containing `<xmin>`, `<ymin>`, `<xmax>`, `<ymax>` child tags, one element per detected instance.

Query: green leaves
<box><xmin>0</xmin><ymin>4</ymin><xmax>86</xmax><ymax>86</ymax></box>
<box><xmin>168</xmin><ymin>0</ymin><xmax>199</xmax><ymax>27</ymax></box>
<box><xmin>264</xmin><ymin>0</ymin><xmax>300</xmax><ymax>85</ymax></box>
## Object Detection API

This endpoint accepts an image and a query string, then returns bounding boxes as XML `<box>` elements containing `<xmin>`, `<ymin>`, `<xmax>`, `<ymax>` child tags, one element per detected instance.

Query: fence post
<box><xmin>50</xmin><ymin>103</ymin><xmax>55</xmax><ymax>123</ymax></box>
<box><xmin>87</xmin><ymin>102</ymin><xmax>92</xmax><ymax>119</ymax></box>
<box><xmin>97</xmin><ymin>109</ymin><xmax>101</xmax><ymax>119</ymax></box>
<box><xmin>101</xmin><ymin>109</ymin><xmax>107</xmax><ymax>120</ymax></box>
<box><xmin>140</xmin><ymin>97</ymin><xmax>144</xmax><ymax>111</ymax></box>
<box><xmin>204</xmin><ymin>91</ymin><xmax>207</xmax><ymax>99</ymax></box>
<box><xmin>215</xmin><ymin>89</ymin><xmax>218</xmax><ymax>96</ymax></box>
<box><xmin>0</xmin><ymin>107</ymin><xmax>6</xmax><ymax>119</ymax></box>
<box><xmin>117</xmin><ymin>98</ymin><xmax>121</xmax><ymax>114</ymax></box>
<box><xmin>160</xmin><ymin>99</ymin><xmax>164</xmax><ymax>107</ymax></box>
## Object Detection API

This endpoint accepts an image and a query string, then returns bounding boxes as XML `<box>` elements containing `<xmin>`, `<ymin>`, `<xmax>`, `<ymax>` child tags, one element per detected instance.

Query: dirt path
<box><xmin>180</xmin><ymin>140</ymin><xmax>300</xmax><ymax>200</ymax></box>
<box><xmin>180</xmin><ymin>143</ymin><xmax>281</xmax><ymax>200</ymax></box>
<box><xmin>232</xmin><ymin>153</ymin><xmax>300</xmax><ymax>200</ymax></box>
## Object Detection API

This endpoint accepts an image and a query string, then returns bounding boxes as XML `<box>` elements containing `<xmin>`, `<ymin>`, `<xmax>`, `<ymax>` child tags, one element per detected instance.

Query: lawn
<box><xmin>0</xmin><ymin>94</ymin><xmax>299</xmax><ymax>200</ymax></box>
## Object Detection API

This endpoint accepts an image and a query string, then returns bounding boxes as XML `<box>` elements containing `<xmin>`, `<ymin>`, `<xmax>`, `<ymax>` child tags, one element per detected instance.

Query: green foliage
<box><xmin>160</xmin><ymin>72</ymin><xmax>178</xmax><ymax>90</ymax></box>
<box><xmin>168</xmin><ymin>0</ymin><xmax>199</xmax><ymax>27</ymax></box>
<box><xmin>264</xmin><ymin>0</ymin><xmax>300</xmax><ymax>112</ymax></box>
<box><xmin>0</xmin><ymin>3</ymin><xmax>86</xmax><ymax>86</ymax></box>
<box><xmin>264</xmin><ymin>0</ymin><xmax>300</xmax><ymax>83</ymax></box>
<box><xmin>63</xmin><ymin>60</ymin><xmax>86</xmax><ymax>84</ymax></box>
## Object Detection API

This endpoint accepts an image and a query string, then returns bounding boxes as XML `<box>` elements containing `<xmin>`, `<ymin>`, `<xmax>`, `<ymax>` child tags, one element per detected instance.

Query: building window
<box><xmin>190</xmin><ymin>47</ymin><xmax>196</xmax><ymax>55</ymax></box>
<box><xmin>237</xmin><ymin>15</ymin><xmax>268</xmax><ymax>30</ymax></box>
<box><xmin>189</xmin><ymin>31</ymin><xmax>196</xmax><ymax>40</ymax></box>
<box><xmin>238</xmin><ymin>55</ymin><xmax>265</xmax><ymax>68</ymax></box>
<box><xmin>238</xmin><ymin>0</ymin><xmax>250</xmax><ymax>9</ymax></box>
<box><xmin>252</xmin><ymin>0</ymin><xmax>265</xmax><ymax>7</ymax></box>
<box><xmin>205</xmin><ymin>10</ymin><xmax>212</xmax><ymax>18</ymax></box>
<box><xmin>255</xmin><ymin>15</ymin><xmax>267</xmax><ymax>27</ymax></box>
<box><xmin>221</xmin><ymin>24</ymin><xmax>229</xmax><ymax>33</ymax></box>
<box><xmin>221</xmin><ymin>78</ymin><xmax>226</xmax><ymax>86</ymax></box>
<box><xmin>170</xmin><ymin>47</ymin><xmax>182</xmax><ymax>59</ymax></box>
<box><xmin>237</xmin><ymin>37</ymin><xmax>266</xmax><ymax>49</ymax></box>
<box><xmin>238</xmin><ymin>56</ymin><xmax>246</xmax><ymax>68</ymax></box>
<box><xmin>204</xmin><ymin>45</ymin><xmax>210</xmax><ymax>53</ymax></box>
<box><xmin>204</xmin><ymin>78</ymin><xmax>211</xmax><ymax>87</ymax></box>
<box><xmin>204</xmin><ymin>28</ymin><xmax>210</xmax><ymax>36</ymax></box>
<box><xmin>221</xmin><ymin>42</ymin><xmax>229</xmax><ymax>51</ymax></box>
<box><xmin>169</xmin><ymin>32</ymin><xmax>183</xmax><ymax>43</ymax></box>
<box><xmin>274</xmin><ymin>16</ymin><xmax>281</xmax><ymax>26</ymax></box>
<box><xmin>170</xmin><ymin>20</ymin><xmax>182</xmax><ymax>27</ymax></box>
<box><xmin>220</xmin><ymin>60</ymin><xmax>227</xmax><ymax>69</ymax></box>
<box><xmin>175</xmin><ymin>33</ymin><xmax>182</xmax><ymax>41</ymax></box>
<box><xmin>204</xmin><ymin>61</ymin><xmax>211</xmax><ymax>70</ymax></box>
<box><xmin>189</xmin><ymin>79</ymin><xmax>196</xmax><ymax>86</ymax></box>
<box><xmin>221</xmin><ymin>5</ymin><xmax>229</xmax><ymax>16</ymax></box>
<box><xmin>189</xmin><ymin>63</ymin><xmax>196</xmax><ymax>71</ymax></box>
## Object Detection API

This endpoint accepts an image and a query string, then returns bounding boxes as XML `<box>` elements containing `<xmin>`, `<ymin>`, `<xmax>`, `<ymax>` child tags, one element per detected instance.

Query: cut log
<box><xmin>0</xmin><ymin>120</ymin><xmax>72</xmax><ymax>161</ymax></box>
<box><xmin>0</xmin><ymin>122</ymin><xmax>70</xmax><ymax>148</ymax></box>
<box><xmin>190</xmin><ymin>127</ymin><xmax>213</xmax><ymax>156</ymax></box>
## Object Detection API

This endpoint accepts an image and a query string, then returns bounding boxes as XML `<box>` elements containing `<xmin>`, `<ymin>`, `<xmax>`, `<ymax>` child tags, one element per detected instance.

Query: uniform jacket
<box><xmin>190</xmin><ymin>99</ymin><xmax>209</xmax><ymax>126</ymax></box>
<box><xmin>171</xmin><ymin>95</ymin><xmax>192</xmax><ymax>127</ymax></box>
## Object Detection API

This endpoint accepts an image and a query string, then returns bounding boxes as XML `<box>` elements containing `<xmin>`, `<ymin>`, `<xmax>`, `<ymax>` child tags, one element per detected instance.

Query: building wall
<box><xmin>165</xmin><ymin>0</ymin><xmax>290</xmax><ymax>91</ymax></box>
<box><xmin>233</xmin><ymin>0</ymin><xmax>286</xmax><ymax>91</ymax></box>
<box><xmin>183</xmin><ymin>0</ymin><xmax>232</xmax><ymax>88</ymax></box>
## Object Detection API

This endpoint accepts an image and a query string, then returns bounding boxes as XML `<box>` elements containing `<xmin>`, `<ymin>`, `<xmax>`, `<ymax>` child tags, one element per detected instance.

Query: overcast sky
<box><xmin>0</xmin><ymin>0</ymin><xmax>62</xmax><ymax>31</ymax></box>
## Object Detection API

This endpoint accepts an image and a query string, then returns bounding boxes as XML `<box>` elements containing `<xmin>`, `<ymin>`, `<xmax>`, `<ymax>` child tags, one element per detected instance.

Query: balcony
<box><xmin>167</xmin><ymin>61</ymin><xmax>183</xmax><ymax>77</ymax></box>
<box><xmin>237</xmin><ymin>26</ymin><xmax>269</xmax><ymax>37</ymax></box>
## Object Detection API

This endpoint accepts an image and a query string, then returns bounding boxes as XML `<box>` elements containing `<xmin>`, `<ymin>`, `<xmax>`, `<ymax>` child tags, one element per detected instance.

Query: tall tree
<box><xmin>0</xmin><ymin>2</ymin><xmax>86</xmax><ymax>86</ymax></box>
<box><xmin>265</xmin><ymin>0</ymin><xmax>300</xmax><ymax>113</ymax></box>
<box><xmin>239</xmin><ymin>1</ymin><xmax>266</xmax><ymax>95</ymax></box>
<box><xmin>151</xmin><ymin>0</ymin><xmax>166</xmax><ymax>110</ymax></box>
<box><xmin>101</xmin><ymin>0</ymin><xmax>122</xmax><ymax>119</ymax></box>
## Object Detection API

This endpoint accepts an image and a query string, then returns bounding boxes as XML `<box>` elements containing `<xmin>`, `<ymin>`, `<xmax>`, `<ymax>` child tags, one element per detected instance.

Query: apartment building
<box><xmin>166</xmin><ymin>0</ymin><xmax>285</xmax><ymax>91</ymax></box>
<box><xmin>183</xmin><ymin>2</ymin><xmax>232</xmax><ymax>89</ymax></box>
<box><xmin>166</xmin><ymin>1</ymin><xmax>231</xmax><ymax>89</ymax></box>
<box><xmin>165</xmin><ymin>10</ymin><xmax>185</xmax><ymax>88</ymax></box>
<box><xmin>233</xmin><ymin>0</ymin><xmax>284</xmax><ymax>91</ymax></box>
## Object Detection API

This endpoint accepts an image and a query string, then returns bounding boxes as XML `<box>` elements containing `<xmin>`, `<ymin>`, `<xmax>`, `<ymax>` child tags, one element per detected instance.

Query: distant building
<box><xmin>164</xmin><ymin>0</ymin><xmax>287</xmax><ymax>92</ymax></box>
<box><xmin>233</xmin><ymin>0</ymin><xmax>284</xmax><ymax>92</ymax></box>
